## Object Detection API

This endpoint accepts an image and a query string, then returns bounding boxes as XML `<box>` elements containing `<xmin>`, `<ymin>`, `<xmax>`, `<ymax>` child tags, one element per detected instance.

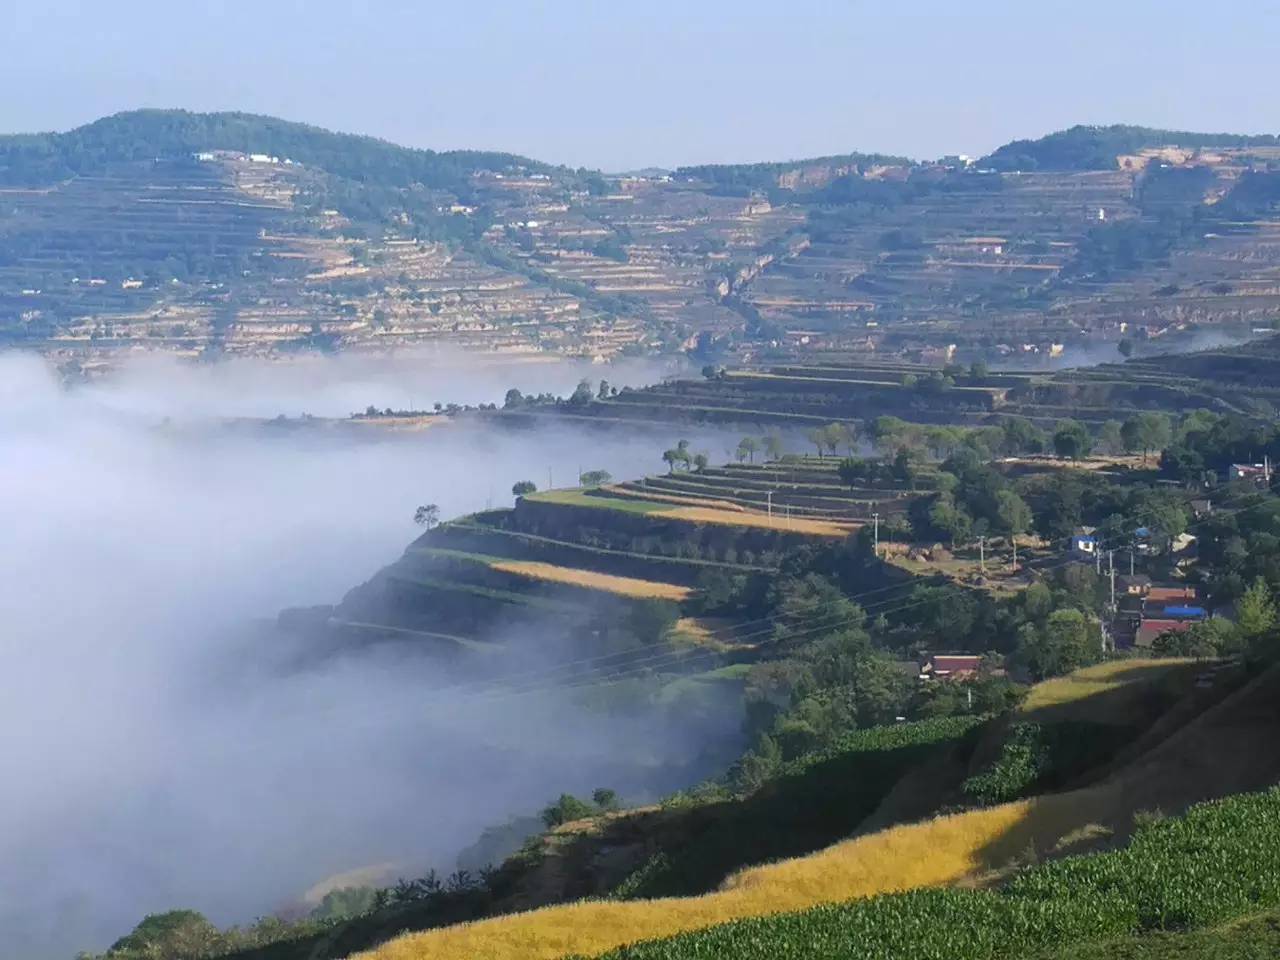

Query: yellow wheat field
<box><xmin>1021</xmin><ymin>658</ymin><xmax>1195</xmax><ymax>719</ymax></box>
<box><xmin>658</xmin><ymin>506</ymin><xmax>854</xmax><ymax>537</ymax></box>
<box><xmin>489</xmin><ymin>561</ymin><xmax>692</xmax><ymax>600</ymax></box>
<box><xmin>354</xmin><ymin>799</ymin><xmax>1055</xmax><ymax>960</ymax></box>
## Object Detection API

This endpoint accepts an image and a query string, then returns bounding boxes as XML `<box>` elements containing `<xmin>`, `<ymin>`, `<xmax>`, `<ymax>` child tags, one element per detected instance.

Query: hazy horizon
<box><xmin>5</xmin><ymin>1</ymin><xmax>1279</xmax><ymax>170</ymax></box>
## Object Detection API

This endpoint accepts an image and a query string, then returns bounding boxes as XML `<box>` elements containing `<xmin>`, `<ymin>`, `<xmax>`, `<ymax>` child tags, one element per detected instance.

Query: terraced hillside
<box><xmin>322</xmin><ymin>479</ymin><xmax>863</xmax><ymax>656</ymax></box>
<box><xmin>6</xmin><ymin>114</ymin><xmax>1280</xmax><ymax>367</ymax></box>
<box><xmin>543</xmin><ymin>334</ymin><xmax>1280</xmax><ymax>432</ymax></box>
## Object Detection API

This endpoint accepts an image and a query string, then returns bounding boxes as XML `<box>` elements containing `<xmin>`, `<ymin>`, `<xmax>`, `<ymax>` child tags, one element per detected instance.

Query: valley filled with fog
<box><xmin>0</xmin><ymin>351</ymin><xmax>745</xmax><ymax>958</ymax></box>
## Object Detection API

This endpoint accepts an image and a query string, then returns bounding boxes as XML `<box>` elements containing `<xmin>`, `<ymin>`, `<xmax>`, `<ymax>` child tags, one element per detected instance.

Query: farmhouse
<box><xmin>919</xmin><ymin>654</ymin><xmax>983</xmax><ymax>681</ymax></box>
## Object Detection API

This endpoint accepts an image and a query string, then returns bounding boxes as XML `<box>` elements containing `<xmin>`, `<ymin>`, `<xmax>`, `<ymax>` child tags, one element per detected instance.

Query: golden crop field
<box><xmin>658</xmin><ymin>505</ymin><xmax>854</xmax><ymax>537</ymax></box>
<box><xmin>1021</xmin><ymin>658</ymin><xmax>1196</xmax><ymax>722</ymax></box>
<box><xmin>489</xmin><ymin>560</ymin><xmax>692</xmax><ymax>600</ymax></box>
<box><xmin>354</xmin><ymin>799</ymin><xmax>1058</xmax><ymax>960</ymax></box>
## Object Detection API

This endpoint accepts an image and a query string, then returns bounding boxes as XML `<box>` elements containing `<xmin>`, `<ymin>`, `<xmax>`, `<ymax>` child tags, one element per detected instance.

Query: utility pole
<box><xmin>1095</xmin><ymin>547</ymin><xmax>1102</xmax><ymax>575</ymax></box>
<box><xmin>548</xmin><ymin>466</ymin><xmax>553</xmax><ymax>490</ymax></box>
<box><xmin>1109</xmin><ymin>549</ymin><xmax>1117</xmax><ymax>610</ymax></box>
<box><xmin>979</xmin><ymin>535</ymin><xmax>986</xmax><ymax>575</ymax></box>
<box><xmin>1130</xmin><ymin>549</ymin><xmax>1135</xmax><ymax>577</ymax></box>
<box><xmin>766</xmin><ymin>490</ymin><xmax>773</xmax><ymax>518</ymax></box>
<box><xmin>872</xmin><ymin>511</ymin><xmax>880</xmax><ymax>556</ymax></box>
<box><xmin>1012</xmin><ymin>536</ymin><xmax>1018</xmax><ymax>570</ymax></box>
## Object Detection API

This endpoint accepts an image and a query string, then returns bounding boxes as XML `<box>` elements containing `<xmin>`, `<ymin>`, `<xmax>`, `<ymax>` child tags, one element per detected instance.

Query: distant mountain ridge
<box><xmin>982</xmin><ymin>123</ymin><xmax>1280</xmax><ymax>172</ymax></box>
<box><xmin>5</xmin><ymin>111</ymin><xmax>1279</xmax><ymax>188</ymax></box>
<box><xmin>0</xmin><ymin>109</ymin><xmax>553</xmax><ymax>190</ymax></box>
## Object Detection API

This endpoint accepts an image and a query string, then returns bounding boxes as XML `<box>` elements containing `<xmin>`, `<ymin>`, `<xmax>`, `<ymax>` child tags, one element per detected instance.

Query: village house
<box><xmin>919</xmin><ymin>654</ymin><xmax>984</xmax><ymax>681</ymax></box>
<box><xmin>1118</xmin><ymin>574</ymin><xmax>1153</xmax><ymax>597</ymax></box>
<box><xmin>1071</xmin><ymin>527</ymin><xmax>1098</xmax><ymax>557</ymax></box>
<box><xmin>1231</xmin><ymin>463</ymin><xmax>1271</xmax><ymax>487</ymax></box>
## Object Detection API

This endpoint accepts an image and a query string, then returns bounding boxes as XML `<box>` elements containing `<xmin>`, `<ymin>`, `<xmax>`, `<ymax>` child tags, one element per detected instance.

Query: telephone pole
<box><xmin>1130</xmin><ymin>549</ymin><xmax>1135</xmax><ymax>576</ymax></box>
<box><xmin>1109</xmin><ymin>549</ymin><xmax>1117</xmax><ymax>610</ymax></box>
<box><xmin>1011</xmin><ymin>536</ymin><xmax>1018</xmax><ymax>570</ymax></box>
<box><xmin>979</xmin><ymin>535</ymin><xmax>986</xmax><ymax>575</ymax></box>
<box><xmin>766</xmin><ymin>490</ymin><xmax>773</xmax><ymax>518</ymax></box>
<box><xmin>872</xmin><ymin>512</ymin><xmax>880</xmax><ymax>556</ymax></box>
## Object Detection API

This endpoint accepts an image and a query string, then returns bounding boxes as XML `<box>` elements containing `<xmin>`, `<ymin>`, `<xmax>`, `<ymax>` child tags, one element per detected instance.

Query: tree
<box><xmin>579</xmin><ymin>469</ymin><xmax>612</xmax><ymax>487</ymax></box>
<box><xmin>701</xmin><ymin>364</ymin><xmax>721</xmax><ymax>379</ymax></box>
<box><xmin>540</xmin><ymin>793</ymin><xmax>595</xmax><ymax>828</ymax></box>
<box><xmin>597</xmin><ymin>379</ymin><xmax>611</xmax><ymax>401</ymax></box>
<box><xmin>1098</xmin><ymin>419</ymin><xmax>1124</xmax><ymax>455</ymax></box>
<box><xmin>591</xmin><ymin>787</ymin><xmax>619</xmax><ymax>811</ymax></box>
<box><xmin>511</xmin><ymin>480</ymin><xmax>537</xmax><ymax>498</ymax></box>
<box><xmin>1154</xmin><ymin>619</ymin><xmax>1237</xmax><ymax>659</ymax></box>
<box><xmin>838</xmin><ymin>456</ymin><xmax>879</xmax><ymax>488</ymax></box>
<box><xmin>106</xmin><ymin>910</ymin><xmax>224</xmax><ymax>960</ymax></box>
<box><xmin>568</xmin><ymin>379</ymin><xmax>594</xmax><ymax>406</ymax></box>
<box><xmin>763</xmin><ymin>433</ymin><xmax>785</xmax><ymax>461</ymax></box>
<box><xmin>663</xmin><ymin>442</ymin><xmax>692</xmax><ymax>473</ymax></box>
<box><xmin>805</xmin><ymin>427</ymin><xmax>826</xmax><ymax>457</ymax></box>
<box><xmin>1053</xmin><ymin>419</ymin><xmax>1092</xmax><ymax>460</ymax></box>
<box><xmin>995</xmin><ymin>489</ymin><xmax>1032</xmax><ymax>536</ymax></box>
<box><xmin>737</xmin><ymin>436</ymin><xmax>761</xmax><ymax>463</ymax></box>
<box><xmin>928</xmin><ymin>494</ymin><xmax>973</xmax><ymax>547</ymax></box>
<box><xmin>414</xmin><ymin>503</ymin><xmax>440</xmax><ymax>528</ymax></box>
<box><xmin>1001</xmin><ymin>417</ymin><xmax>1047</xmax><ymax>455</ymax></box>
<box><xmin>1118</xmin><ymin>337</ymin><xmax>1135</xmax><ymax>358</ymax></box>
<box><xmin>692</xmin><ymin>452</ymin><xmax>709</xmax><ymax>472</ymax></box>
<box><xmin>1016</xmin><ymin>609</ymin><xmax>1101</xmax><ymax>680</ymax></box>
<box><xmin>1121</xmin><ymin>412</ymin><xmax>1172</xmax><ymax>463</ymax></box>
<box><xmin>503</xmin><ymin>388</ymin><xmax>524</xmax><ymax>409</ymax></box>
<box><xmin>1236</xmin><ymin>577</ymin><xmax>1277</xmax><ymax>647</ymax></box>
<box><xmin>969</xmin><ymin>359</ymin><xmax>990</xmax><ymax>381</ymax></box>
<box><xmin>822</xmin><ymin>423</ymin><xmax>847</xmax><ymax>456</ymax></box>
<box><xmin>311</xmin><ymin>886</ymin><xmax>378</xmax><ymax>921</ymax></box>
<box><xmin>893</xmin><ymin>446</ymin><xmax>920</xmax><ymax>488</ymax></box>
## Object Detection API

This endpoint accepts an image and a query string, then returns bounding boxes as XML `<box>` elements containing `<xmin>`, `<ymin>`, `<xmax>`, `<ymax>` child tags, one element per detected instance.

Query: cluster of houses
<box><xmin>1112</xmin><ymin>577</ymin><xmax>1207</xmax><ymax>649</ymax></box>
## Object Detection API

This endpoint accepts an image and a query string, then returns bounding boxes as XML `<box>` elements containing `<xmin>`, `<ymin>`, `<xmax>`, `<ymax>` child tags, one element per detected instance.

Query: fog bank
<box><xmin>0</xmin><ymin>351</ymin><xmax>741</xmax><ymax>958</ymax></box>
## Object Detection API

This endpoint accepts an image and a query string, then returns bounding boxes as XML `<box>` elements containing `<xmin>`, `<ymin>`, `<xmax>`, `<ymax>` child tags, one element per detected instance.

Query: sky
<box><xmin>3</xmin><ymin>0</ymin><xmax>1279</xmax><ymax>170</ymax></box>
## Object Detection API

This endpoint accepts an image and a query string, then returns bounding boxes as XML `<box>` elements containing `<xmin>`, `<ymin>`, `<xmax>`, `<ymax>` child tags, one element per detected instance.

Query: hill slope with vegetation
<box><xmin>7</xmin><ymin>112</ymin><xmax>1280</xmax><ymax>363</ymax></box>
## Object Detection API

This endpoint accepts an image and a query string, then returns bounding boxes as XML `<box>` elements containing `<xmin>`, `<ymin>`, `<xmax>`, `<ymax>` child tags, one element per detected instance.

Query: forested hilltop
<box><xmin>0</xmin><ymin>109</ymin><xmax>548</xmax><ymax>190</ymax></box>
<box><xmin>4</xmin><ymin>111</ymin><xmax>1280</xmax><ymax>364</ymax></box>
<box><xmin>982</xmin><ymin>123</ymin><xmax>1280</xmax><ymax>171</ymax></box>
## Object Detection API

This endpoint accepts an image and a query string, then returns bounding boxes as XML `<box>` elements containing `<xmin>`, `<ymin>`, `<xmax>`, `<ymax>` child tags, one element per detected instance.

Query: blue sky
<box><xmin>4</xmin><ymin>0</ymin><xmax>1278</xmax><ymax>169</ymax></box>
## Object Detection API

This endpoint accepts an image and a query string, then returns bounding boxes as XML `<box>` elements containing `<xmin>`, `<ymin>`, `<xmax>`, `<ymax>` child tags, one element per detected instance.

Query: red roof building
<box><xmin>1135</xmin><ymin>619</ymin><xmax>1192</xmax><ymax>649</ymax></box>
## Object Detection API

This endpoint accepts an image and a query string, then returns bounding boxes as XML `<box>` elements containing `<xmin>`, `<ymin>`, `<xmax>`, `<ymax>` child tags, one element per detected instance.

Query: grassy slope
<box><xmin>355</xmin><ymin>662</ymin><xmax>1280</xmax><ymax>960</ymax></box>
